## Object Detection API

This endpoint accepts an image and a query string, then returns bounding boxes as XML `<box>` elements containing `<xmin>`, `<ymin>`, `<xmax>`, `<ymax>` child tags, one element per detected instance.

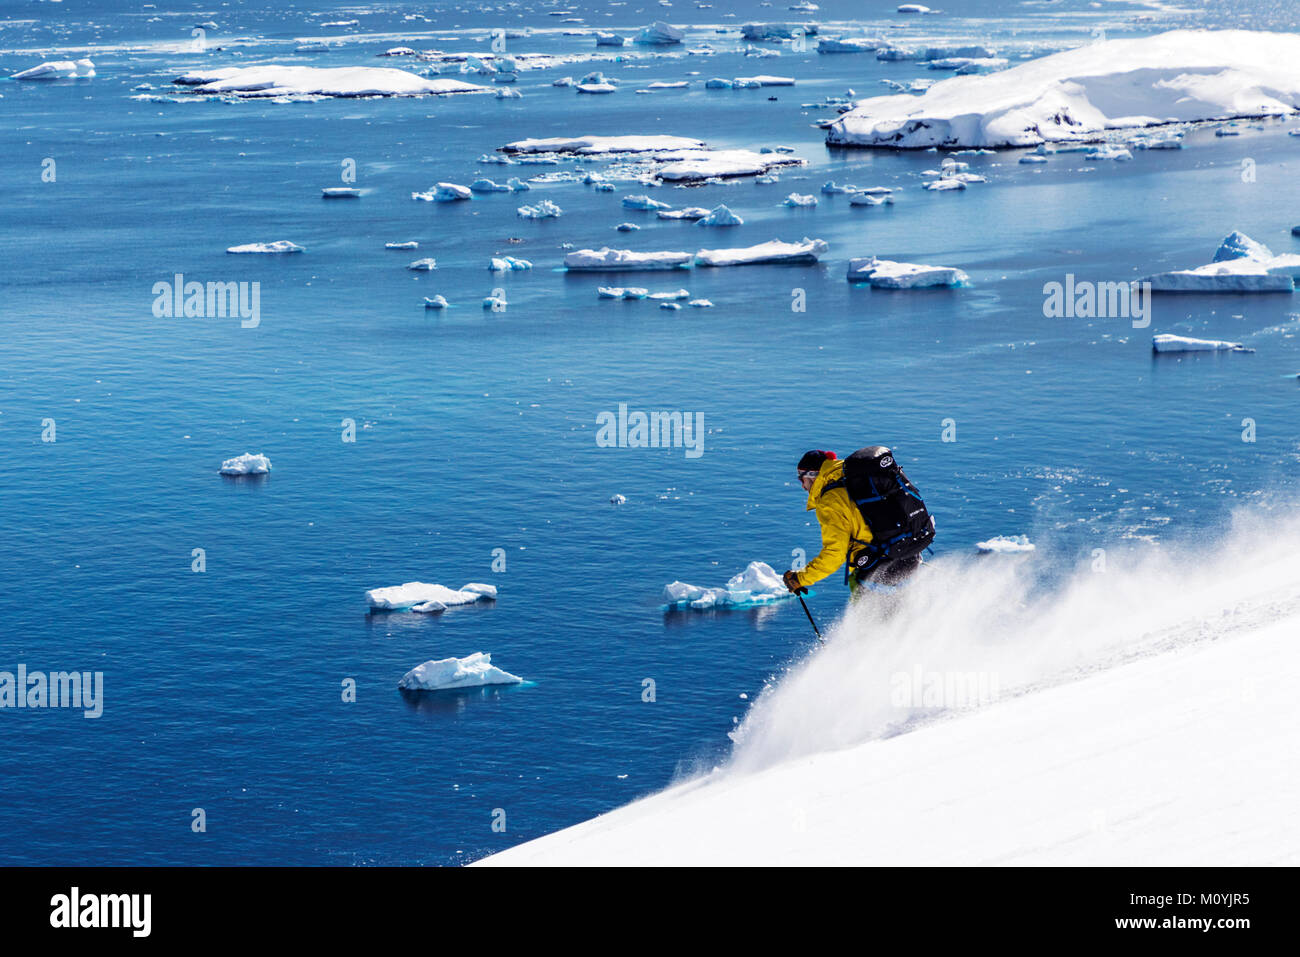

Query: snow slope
<box><xmin>827</xmin><ymin>29</ymin><xmax>1300</xmax><ymax>148</ymax></box>
<box><xmin>481</xmin><ymin>510</ymin><xmax>1300</xmax><ymax>865</ymax></box>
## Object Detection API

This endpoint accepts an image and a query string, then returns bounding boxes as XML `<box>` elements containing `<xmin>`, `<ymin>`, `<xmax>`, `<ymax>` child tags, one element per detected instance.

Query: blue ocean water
<box><xmin>1</xmin><ymin>0</ymin><xmax>1297</xmax><ymax>864</ymax></box>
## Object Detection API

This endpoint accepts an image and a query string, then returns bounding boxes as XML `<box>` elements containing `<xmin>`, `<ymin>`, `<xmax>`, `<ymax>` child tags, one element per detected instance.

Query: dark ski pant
<box><xmin>849</xmin><ymin>556</ymin><xmax>922</xmax><ymax>598</ymax></box>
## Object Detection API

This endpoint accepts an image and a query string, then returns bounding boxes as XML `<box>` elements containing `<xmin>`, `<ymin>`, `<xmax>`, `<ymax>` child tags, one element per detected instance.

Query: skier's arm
<box><xmin>795</xmin><ymin>510</ymin><xmax>851</xmax><ymax>587</ymax></box>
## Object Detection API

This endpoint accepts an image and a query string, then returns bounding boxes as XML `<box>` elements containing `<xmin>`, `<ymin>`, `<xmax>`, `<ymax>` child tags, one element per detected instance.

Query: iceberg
<box><xmin>610</xmin><ymin>494</ymin><xmax>627</xmax><ymax>505</ymax></box>
<box><xmin>734</xmin><ymin>75</ymin><xmax>795</xmax><ymax>87</ymax></box>
<box><xmin>849</xmin><ymin>192</ymin><xmax>894</xmax><ymax>206</ymax></box>
<box><xmin>386</xmin><ymin>241</ymin><xmax>418</xmax><ymax>250</ymax></box>
<box><xmin>407</xmin><ymin>258</ymin><xmax>437</xmax><ymax>271</ymax></box>
<box><xmin>321</xmin><ymin>187</ymin><xmax>361</xmax><ymax>198</ymax></box>
<box><xmin>432</xmin><ymin>182</ymin><xmax>471</xmax><ymax>201</ymax></box>
<box><xmin>782</xmin><ymin>193</ymin><xmax>818</xmax><ymax>207</ymax></box>
<box><xmin>596</xmin><ymin>32</ymin><xmax>627</xmax><ymax>47</ymax></box>
<box><xmin>818</xmin><ymin>37</ymin><xmax>880</xmax><ymax>54</ymax></box>
<box><xmin>623</xmin><ymin>195</ymin><xmax>672</xmax><ymax>211</ymax></box>
<box><xmin>226</xmin><ymin>241</ymin><xmax>304</xmax><ymax>254</ymax></box>
<box><xmin>502</xmin><ymin>135</ymin><xmax>706</xmax><ymax>155</ymax></box>
<box><xmin>741</xmin><ymin>23</ymin><xmax>819</xmax><ymax>41</ymax></box>
<box><xmin>565</xmin><ymin>247</ymin><xmax>694</xmax><ymax>271</ymax></box>
<box><xmin>366</xmin><ymin>581</ymin><xmax>498</xmax><ymax>612</ymax></box>
<box><xmin>424</xmin><ymin>295</ymin><xmax>449</xmax><ymax>309</ymax></box>
<box><xmin>657</xmin><ymin>207</ymin><xmax>711</xmax><ymax>221</ymax></box>
<box><xmin>517</xmin><ymin>199</ymin><xmax>562</xmax><ymax>219</ymax></box>
<box><xmin>656</xmin><ymin>148</ymin><xmax>801</xmax><ymax>182</ymax></box>
<box><xmin>11</xmin><ymin>58</ymin><xmax>95</xmax><ymax>80</ymax></box>
<box><xmin>976</xmin><ymin>535</ymin><xmax>1036</xmax><ymax>554</ymax></box>
<box><xmin>173</xmin><ymin>65</ymin><xmax>489</xmax><ymax>98</ymax></box>
<box><xmin>489</xmin><ymin>256</ymin><xmax>532</xmax><ymax>271</ymax></box>
<box><xmin>1152</xmin><ymin>334</ymin><xmax>1253</xmax><ymax>353</ymax></box>
<box><xmin>398</xmin><ymin>653</ymin><xmax>522</xmax><ymax>691</ymax></box>
<box><xmin>697</xmin><ymin>205</ymin><xmax>744</xmax><ymax>226</ymax></box>
<box><xmin>219</xmin><ymin>453</ymin><xmax>271</xmax><ymax>475</ymax></box>
<box><xmin>695</xmin><ymin>238</ymin><xmax>828</xmax><ymax>266</ymax></box>
<box><xmin>471</xmin><ymin>179</ymin><xmax>512</xmax><ymax>193</ymax></box>
<box><xmin>577</xmin><ymin>83</ymin><xmax>617</xmax><ymax>94</ymax></box>
<box><xmin>1142</xmin><ymin>231</ymin><xmax>1300</xmax><ymax>292</ymax></box>
<box><xmin>847</xmin><ymin>256</ymin><xmax>968</xmax><ymax>288</ymax></box>
<box><xmin>634</xmin><ymin>21</ymin><xmax>685</xmax><ymax>45</ymax></box>
<box><xmin>828</xmin><ymin>29</ymin><xmax>1300</xmax><ymax>148</ymax></box>
<box><xmin>664</xmin><ymin>561</ymin><xmax>793</xmax><ymax>610</ymax></box>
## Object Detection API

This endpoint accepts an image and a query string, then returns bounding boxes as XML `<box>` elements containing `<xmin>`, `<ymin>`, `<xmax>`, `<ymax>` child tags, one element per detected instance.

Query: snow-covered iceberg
<box><xmin>664</xmin><ymin>561</ymin><xmax>793</xmax><ymax>610</ymax></box>
<box><xmin>366</xmin><ymin>581</ymin><xmax>497</xmax><ymax>612</ymax></box>
<box><xmin>697</xmin><ymin>205</ymin><xmax>744</xmax><ymax>227</ymax></box>
<box><xmin>742</xmin><ymin>23</ymin><xmax>819</xmax><ymax>41</ymax></box>
<box><xmin>398</xmin><ymin>652</ymin><xmax>522</xmax><ymax>691</ymax></box>
<box><xmin>696</xmin><ymin>239</ymin><xmax>828</xmax><ymax>266</ymax></box>
<box><xmin>322</xmin><ymin>187</ymin><xmax>361</xmax><ymax>198</ymax></box>
<box><xmin>1142</xmin><ymin>231</ymin><xmax>1300</xmax><ymax>293</ymax></box>
<box><xmin>565</xmin><ymin>247</ymin><xmax>693</xmax><ymax>271</ymax></box>
<box><xmin>173</xmin><ymin>65</ymin><xmax>489</xmax><ymax>98</ymax></box>
<box><xmin>818</xmin><ymin>37</ymin><xmax>881</xmax><ymax>54</ymax></box>
<box><xmin>634</xmin><ymin>21</ymin><xmax>684</xmax><ymax>45</ymax></box>
<box><xmin>847</xmin><ymin>256</ymin><xmax>968</xmax><ymax>288</ymax></box>
<box><xmin>11</xmin><ymin>58</ymin><xmax>95</xmax><ymax>80</ymax></box>
<box><xmin>828</xmin><ymin>29</ymin><xmax>1300</xmax><ymax>148</ymax></box>
<box><xmin>219</xmin><ymin>453</ymin><xmax>271</xmax><ymax>475</ymax></box>
<box><xmin>1151</xmin><ymin>334</ymin><xmax>1253</xmax><ymax>354</ymax></box>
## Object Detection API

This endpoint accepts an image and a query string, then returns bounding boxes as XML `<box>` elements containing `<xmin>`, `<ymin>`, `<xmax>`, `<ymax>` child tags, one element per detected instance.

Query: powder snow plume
<box><xmin>726</xmin><ymin>506</ymin><xmax>1300</xmax><ymax>775</ymax></box>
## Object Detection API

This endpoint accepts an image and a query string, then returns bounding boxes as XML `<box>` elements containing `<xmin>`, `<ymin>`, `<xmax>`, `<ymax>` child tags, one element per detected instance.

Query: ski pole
<box><xmin>797</xmin><ymin>592</ymin><xmax>824</xmax><ymax>642</ymax></box>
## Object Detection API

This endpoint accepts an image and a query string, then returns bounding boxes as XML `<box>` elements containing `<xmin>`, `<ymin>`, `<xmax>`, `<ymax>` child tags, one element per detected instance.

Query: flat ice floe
<box><xmin>366</xmin><ymin>581</ymin><xmax>497</xmax><ymax>612</ymax></box>
<box><xmin>1142</xmin><ymin>231</ymin><xmax>1300</xmax><ymax>292</ymax></box>
<box><xmin>173</xmin><ymin>65</ymin><xmax>489</xmax><ymax>98</ymax></box>
<box><xmin>226</xmin><ymin>241</ymin><xmax>304</xmax><ymax>254</ymax></box>
<box><xmin>565</xmin><ymin>247</ymin><xmax>693</xmax><ymax>271</ymax></box>
<box><xmin>398</xmin><ymin>652</ymin><xmax>522</xmax><ymax>691</ymax></box>
<box><xmin>1152</xmin><ymin>334</ymin><xmax>1253</xmax><ymax>353</ymax></box>
<box><xmin>847</xmin><ymin>256</ymin><xmax>968</xmax><ymax>287</ymax></box>
<box><xmin>498</xmin><ymin>136</ymin><xmax>802</xmax><ymax>183</ymax></box>
<box><xmin>827</xmin><ymin>29</ymin><xmax>1300</xmax><ymax>148</ymax></box>
<box><xmin>664</xmin><ymin>561</ymin><xmax>793</xmax><ymax>610</ymax></box>
<box><xmin>11</xmin><ymin>59</ymin><xmax>95</xmax><ymax>80</ymax></box>
<box><xmin>696</xmin><ymin>238</ymin><xmax>828</xmax><ymax>266</ymax></box>
<box><xmin>502</xmin><ymin>135</ymin><xmax>707</xmax><ymax>154</ymax></box>
<box><xmin>219</xmin><ymin>453</ymin><xmax>271</xmax><ymax>475</ymax></box>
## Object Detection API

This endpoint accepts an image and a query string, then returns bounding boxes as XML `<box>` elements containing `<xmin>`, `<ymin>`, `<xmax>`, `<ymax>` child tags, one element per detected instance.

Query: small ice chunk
<box><xmin>322</xmin><ymin>187</ymin><xmax>361</xmax><ymax>198</ymax></box>
<box><xmin>697</xmin><ymin>204</ymin><xmax>744</xmax><ymax>226</ymax></box>
<box><xmin>407</xmin><ymin>258</ymin><xmax>437</xmax><ymax>271</ymax></box>
<box><xmin>610</xmin><ymin>493</ymin><xmax>628</xmax><ymax>504</ymax></box>
<box><xmin>623</xmin><ymin>194</ymin><xmax>672</xmax><ymax>211</ymax></box>
<box><xmin>367</xmin><ymin>581</ymin><xmax>498</xmax><ymax>611</ymax></box>
<box><xmin>1152</xmin><ymin>334</ymin><xmax>1253</xmax><ymax>353</ymax></box>
<box><xmin>847</xmin><ymin>256</ymin><xmax>968</xmax><ymax>288</ymax></box>
<box><xmin>517</xmin><ymin>199</ymin><xmax>562</xmax><ymax>219</ymax></box>
<box><xmin>782</xmin><ymin>193</ymin><xmax>817</xmax><ymax>207</ymax></box>
<box><xmin>226</xmin><ymin>240</ymin><xmax>304</xmax><ymax>254</ymax></box>
<box><xmin>220</xmin><ymin>452</ymin><xmax>271</xmax><ymax>475</ymax></box>
<box><xmin>424</xmin><ymin>295</ymin><xmax>449</xmax><ymax>309</ymax></box>
<box><xmin>398</xmin><ymin>652</ymin><xmax>521</xmax><ymax>691</ymax></box>
<box><xmin>386</xmin><ymin>241</ymin><xmax>419</xmax><ymax>249</ymax></box>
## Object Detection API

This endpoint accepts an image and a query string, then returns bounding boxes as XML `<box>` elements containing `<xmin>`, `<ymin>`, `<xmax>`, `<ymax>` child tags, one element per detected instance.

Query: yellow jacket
<box><xmin>794</xmin><ymin>458</ymin><xmax>873</xmax><ymax>588</ymax></box>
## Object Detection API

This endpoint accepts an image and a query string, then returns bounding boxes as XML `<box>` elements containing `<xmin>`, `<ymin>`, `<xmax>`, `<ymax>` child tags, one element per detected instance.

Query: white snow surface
<box><xmin>481</xmin><ymin>510</ymin><xmax>1300</xmax><ymax>865</ymax></box>
<box><xmin>564</xmin><ymin>247</ymin><xmax>693</xmax><ymax>271</ymax></box>
<box><xmin>827</xmin><ymin>29</ymin><xmax>1300</xmax><ymax>148</ymax></box>
<box><xmin>11</xmin><ymin>58</ymin><xmax>95</xmax><ymax>80</ymax></box>
<box><xmin>398</xmin><ymin>652</ymin><xmax>522</xmax><ymax>691</ymax></box>
<box><xmin>174</xmin><ymin>65</ymin><xmax>489</xmax><ymax>98</ymax></box>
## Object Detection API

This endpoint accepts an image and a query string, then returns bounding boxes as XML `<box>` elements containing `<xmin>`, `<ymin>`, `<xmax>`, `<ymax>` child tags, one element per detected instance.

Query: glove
<box><xmin>783</xmin><ymin>570</ymin><xmax>806</xmax><ymax>595</ymax></box>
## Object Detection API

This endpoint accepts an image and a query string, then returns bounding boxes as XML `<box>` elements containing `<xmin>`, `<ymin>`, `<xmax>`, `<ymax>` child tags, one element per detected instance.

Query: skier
<box><xmin>783</xmin><ymin>448</ymin><xmax>935</xmax><ymax>598</ymax></box>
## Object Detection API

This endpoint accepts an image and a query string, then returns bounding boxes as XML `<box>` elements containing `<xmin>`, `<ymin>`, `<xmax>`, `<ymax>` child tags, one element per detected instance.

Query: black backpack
<box><xmin>825</xmin><ymin>446</ymin><xmax>935</xmax><ymax>581</ymax></box>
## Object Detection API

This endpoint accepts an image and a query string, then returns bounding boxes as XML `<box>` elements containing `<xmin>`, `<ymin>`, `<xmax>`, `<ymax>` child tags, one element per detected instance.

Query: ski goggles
<box><xmin>797</xmin><ymin>469</ymin><xmax>819</xmax><ymax>482</ymax></box>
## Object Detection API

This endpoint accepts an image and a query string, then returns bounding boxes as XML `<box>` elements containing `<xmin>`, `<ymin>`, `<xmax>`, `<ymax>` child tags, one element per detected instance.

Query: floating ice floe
<box><xmin>483</xmin><ymin>292</ymin><xmax>507</xmax><ymax>309</ymax></box>
<box><xmin>616</xmin><ymin>223</ymin><xmax>640</xmax><ymax>231</ymax></box>
<box><xmin>517</xmin><ymin>199</ymin><xmax>562</xmax><ymax>219</ymax></box>
<box><xmin>386</xmin><ymin>241</ymin><xmax>418</xmax><ymax>249</ymax></box>
<box><xmin>923</xmin><ymin>178</ymin><xmax>967</xmax><ymax>191</ymax></box>
<box><xmin>431</xmin><ymin>182</ymin><xmax>471</xmax><ymax>201</ymax></box>
<box><xmin>398</xmin><ymin>653</ymin><xmax>522</xmax><ymax>692</ymax></box>
<box><xmin>1141</xmin><ymin>231</ymin><xmax>1300</xmax><ymax>293</ymax></box>
<box><xmin>565</xmin><ymin>248</ymin><xmax>694</xmax><ymax>271</ymax></box>
<box><xmin>577</xmin><ymin>82</ymin><xmax>616</xmax><ymax>94</ymax></box>
<box><xmin>596</xmin><ymin>32</ymin><xmax>627</xmax><ymax>47</ymax></box>
<box><xmin>322</xmin><ymin>187</ymin><xmax>361</xmax><ymax>198</ymax></box>
<box><xmin>610</xmin><ymin>493</ymin><xmax>627</xmax><ymax>504</ymax></box>
<box><xmin>976</xmin><ymin>535</ymin><xmax>1035</xmax><ymax>554</ymax></box>
<box><xmin>226</xmin><ymin>241</ymin><xmax>304</xmax><ymax>254</ymax></box>
<box><xmin>367</xmin><ymin>581</ymin><xmax>497</xmax><ymax>612</ymax></box>
<box><xmin>689</xmin><ymin>299</ymin><xmax>714</xmax><ymax>307</ymax></box>
<box><xmin>658</xmin><ymin>207</ymin><xmax>711</xmax><ymax>220</ymax></box>
<box><xmin>1019</xmin><ymin>154</ymin><xmax>1049</xmax><ymax>164</ymax></box>
<box><xmin>407</xmin><ymin>258</ymin><xmax>437</xmax><ymax>271</ymax></box>
<box><xmin>220</xmin><ymin>453</ymin><xmax>271</xmax><ymax>475</ymax></box>
<box><xmin>634</xmin><ymin>21</ymin><xmax>685</xmax><ymax>45</ymax></box>
<box><xmin>498</xmin><ymin>136</ymin><xmax>800</xmax><ymax>182</ymax></box>
<box><xmin>424</xmin><ymin>295</ymin><xmax>449</xmax><ymax>309</ymax></box>
<box><xmin>646</xmin><ymin>81</ymin><xmax>689</xmax><ymax>90</ymax></box>
<box><xmin>734</xmin><ymin>74</ymin><xmax>795</xmax><ymax>87</ymax></box>
<box><xmin>11</xmin><ymin>58</ymin><xmax>95</xmax><ymax>80</ymax></box>
<box><xmin>828</xmin><ymin>29</ymin><xmax>1300</xmax><ymax>148</ymax></box>
<box><xmin>489</xmin><ymin>257</ymin><xmax>532</xmax><ymax>271</ymax></box>
<box><xmin>172</xmin><ymin>65</ymin><xmax>489</xmax><ymax>98</ymax></box>
<box><xmin>471</xmin><ymin>179</ymin><xmax>512</xmax><ymax>193</ymax></box>
<box><xmin>849</xmin><ymin>192</ymin><xmax>894</xmax><ymax>206</ymax></box>
<box><xmin>623</xmin><ymin>194</ymin><xmax>672</xmax><ymax>211</ymax></box>
<box><xmin>1085</xmin><ymin>145</ymin><xmax>1133</xmax><ymax>161</ymax></box>
<box><xmin>1152</xmin><ymin>334</ymin><xmax>1253</xmax><ymax>353</ymax></box>
<box><xmin>697</xmin><ymin>205</ymin><xmax>744</xmax><ymax>226</ymax></box>
<box><xmin>818</xmin><ymin>37</ymin><xmax>881</xmax><ymax>54</ymax></box>
<box><xmin>742</xmin><ymin>23</ymin><xmax>819</xmax><ymax>41</ymax></box>
<box><xmin>664</xmin><ymin>561</ymin><xmax>793</xmax><ymax>610</ymax></box>
<box><xmin>897</xmin><ymin>3</ymin><xmax>932</xmax><ymax>12</ymax></box>
<box><xmin>847</xmin><ymin>256</ymin><xmax>968</xmax><ymax>288</ymax></box>
<box><xmin>782</xmin><ymin>193</ymin><xmax>818</xmax><ymax>207</ymax></box>
<box><xmin>695</xmin><ymin>238</ymin><xmax>828</xmax><ymax>266</ymax></box>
